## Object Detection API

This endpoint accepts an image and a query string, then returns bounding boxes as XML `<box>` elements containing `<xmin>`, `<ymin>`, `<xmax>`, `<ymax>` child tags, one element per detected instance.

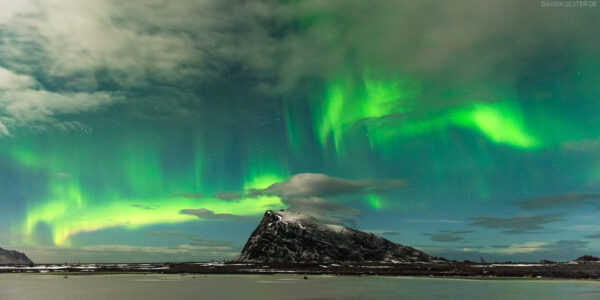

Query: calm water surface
<box><xmin>1</xmin><ymin>274</ymin><xmax>599</xmax><ymax>299</ymax></box>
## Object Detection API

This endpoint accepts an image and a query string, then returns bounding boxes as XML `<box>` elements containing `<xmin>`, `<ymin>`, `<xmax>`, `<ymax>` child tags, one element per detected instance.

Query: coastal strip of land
<box><xmin>2</xmin><ymin>261</ymin><xmax>600</xmax><ymax>279</ymax></box>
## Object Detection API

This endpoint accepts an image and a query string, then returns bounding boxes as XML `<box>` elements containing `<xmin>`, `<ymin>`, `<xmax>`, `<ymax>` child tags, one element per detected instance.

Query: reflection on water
<box><xmin>1</xmin><ymin>274</ymin><xmax>599</xmax><ymax>300</ymax></box>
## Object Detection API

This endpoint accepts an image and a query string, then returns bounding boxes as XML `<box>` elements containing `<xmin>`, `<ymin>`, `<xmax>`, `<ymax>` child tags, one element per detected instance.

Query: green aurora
<box><xmin>0</xmin><ymin>0</ymin><xmax>599</xmax><ymax>263</ymax></box>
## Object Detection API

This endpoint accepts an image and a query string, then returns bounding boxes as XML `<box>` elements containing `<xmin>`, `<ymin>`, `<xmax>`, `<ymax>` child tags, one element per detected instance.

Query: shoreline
<box><xmin>2</xmin><ymin>261</ymin><xmax>600</xmax><ymax>280</ymax></box>
<box><xmin>6</xmin><ymin>273</ymin><xmax>600</xmax><ymax>280</ymax></box>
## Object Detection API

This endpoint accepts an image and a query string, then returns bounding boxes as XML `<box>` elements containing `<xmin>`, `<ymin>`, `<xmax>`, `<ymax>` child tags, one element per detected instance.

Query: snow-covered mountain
<box><xmin>0</xmin><ymin>247</ymin><xmax>33</xmax><ymax>265</ymax></box>
<box><xmin>234</xmin><ymin>210</ymin><xmax>435</xmax><ymax>263</ymax></box>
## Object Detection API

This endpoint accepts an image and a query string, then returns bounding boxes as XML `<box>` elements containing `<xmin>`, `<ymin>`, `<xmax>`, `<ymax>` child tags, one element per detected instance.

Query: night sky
<box><xmin>1</xmin><ymin>0</ymin><xmax>599</xmax><ymax>263</ymax></box>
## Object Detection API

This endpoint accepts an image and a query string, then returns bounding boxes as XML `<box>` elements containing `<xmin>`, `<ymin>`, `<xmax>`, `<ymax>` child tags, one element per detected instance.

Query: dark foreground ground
<box><xmin>2</xmin><ymin>261</ymin><xmax>600</xmax><ymax>279</ymax></box>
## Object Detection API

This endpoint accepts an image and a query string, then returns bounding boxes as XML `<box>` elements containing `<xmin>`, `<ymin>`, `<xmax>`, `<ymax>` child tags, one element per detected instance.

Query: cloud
<box><xmin>0</xmin><ymin>122</ymin><xmax>9</xmax><ymax>137</ymax></box>
<box><xmin>0</xmin><ymin>0</ymin><xmax>238</xmax><ymax>134</ymax></box>
<box><xmin>247</xmin><ymin>173</ymin><xmax>404</xmax><ymax>224</ymax></box>
<box><xmin>172</xmin><ymin>193</ymin><xmax>204</xmax><ymax>199</ymax></box>
<box><xmin>424</xmin><ymin>230</ymin><xmax>474</xmax><ymax>242</ymax></box>
<box><xmin>2</xmin><ymin>1</ymin><xmax>596</xmax><ymax>134</ymax></box>
<box><xmin>404</xmin><ymin>218</ymin><xmax>463</xmax><ymax>224</ymax></box>
<box><xmin>0</xmin><ymin>67</ymin><xmax>37</xmax><ymax>90</ymax></box>
<box><xmin>79</xmin><ymin>244</ymin><xmax>233</xmax><ymax>253</ymax></box>
<box><xmin>281</xmin><ymin>196</ymin><xmax>361</xmax><ymax>225</ymax></box>
<box><xmin>514</xmin><ymin>193</ymin><xmax>600</xmax><ymax>210</ymax></box>
<box><xmin>217</xmin><ymin>173</ymin><xmax>406</xmax><ymax>224</ymax></box>
<box><xmin>212</xmin><ymin>192</ymin><xmax>242</xmax><ymax>201</ymax></box>
<box><xmin>261</xmin><ymin>173</ymin><xmax>406</xmax><ymax>198</ymax></box>
<box><xmin>225</xmin><ymin>0</ymin><xmax>599</xmax><ymax>96</ymax></box>
<box><xmin>179</xmin><ymin>208</ymin><xmax>250</xmax><ymax>221</ymax></box>
<box><xmin>131</xmin><ymin>204</ymin><xmax>159</xmax><ymax>210</ymax></box>
<box><xmin>562</xmin><ymin>138</ymin><xmax>600</xmax><ymax>153</ymax></box>
<box><xmin>180</xmin><ymin>173</ymin><xmax>395</xmax><ymax>224</ymax></box>
<box><xmin>420</xmin><ymin>240</ymin><xmax>592</xmax><ymax>262</ymax></box>
<box><xmin>584</xmin><ymin>233</ymin><xmax>600</xmax><ymax>239</ymax></box>
<box><xmin>469</xmin><ymin>213</ymin><xmax>563</xmax><ymax>234</ymax></box>
<box><xmin>0</xmin><ymin>0</ymin><xmax>229</xmax><ymax>87</ymax></box>
<box><xmin>0</xmin><ymin>67</ymin><xmax>120</xmax><ymax>136</ymax></box>
<box><xmin>145</xmin><ymin>231</ymin><xmax>234</xmax><ymax>247</ymax></box>
<box><xmin>494</xmin><ymin>242</ymin><xmax>547</xmax><ymax>254</ymax></box>
<box><xmin>491</xmin><ymin>240</ymin><xmax>589</xmax><ymax>256</ymax></box>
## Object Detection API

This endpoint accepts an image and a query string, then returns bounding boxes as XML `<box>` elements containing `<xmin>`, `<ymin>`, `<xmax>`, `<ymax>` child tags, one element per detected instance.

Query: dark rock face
<box><xmin>0</xmin><ymin>247</ymin><xmax>33</xmax><ymax>265</ymax></box>
<box><xmin>575</xmin><ymin>255</ymin><xmax>600</xmax><ymax>262</ymax></box>
<box><xmin>234</xmin><ymin>210</ymin><xmax>434</xmax><ymax>263</ymax></box>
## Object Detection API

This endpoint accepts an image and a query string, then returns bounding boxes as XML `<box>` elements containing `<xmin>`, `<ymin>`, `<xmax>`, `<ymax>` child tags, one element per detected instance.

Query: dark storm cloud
<box><xmin>179</xmin><ymin>208</ymin><xmax>250</xmax><ymax>221</ymax></box>
<box><xmin>260</xmin><ymin>173</ymin><xmax>406</xmax><ymax>198</ymax></box>
<box><xmin>424</xmin><ymin>230</ymin><xmax>474</xmax><ymax>242</ymax></box>
<box><xmin>514</xmin><ymin>193</ymin><xmax>600</xmax><ymax>210</ymax></box>
<box><xmin>469</xmin><ymin>213</ymin><xmax>564</xmax><ymax>234</ymax></box>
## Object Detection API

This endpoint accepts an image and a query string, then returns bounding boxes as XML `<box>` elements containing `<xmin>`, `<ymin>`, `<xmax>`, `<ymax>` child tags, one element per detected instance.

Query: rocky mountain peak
<box><xmin>233</xmin><ymin>210</ymin><xmax>435</xmax><ymax>263</ymax></box>
<box><xmin>0</xmin><ymin>247</ymin><xmax>33</xmax><ymax>265</ymax></box>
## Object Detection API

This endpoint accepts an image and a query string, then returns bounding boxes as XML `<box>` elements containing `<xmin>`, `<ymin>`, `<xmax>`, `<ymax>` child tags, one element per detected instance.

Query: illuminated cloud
<box><xmin>0</xmin><ymin>67</ymin><xmax>119</xmax><ymax>135</ymax></box>
<box><xmin>494</xmin><ymin>242</ymin><xmax>547</xmax><ymax>254</ymax></box>
<box><xmin>247</xmin><ymin>173</ymin><xmax>406</xmax><ymax>221</ymax></box>
<box><xmin>262</xmin><ymin>173</ymin><xmax>406</xmax><ymax>198</ymax></box>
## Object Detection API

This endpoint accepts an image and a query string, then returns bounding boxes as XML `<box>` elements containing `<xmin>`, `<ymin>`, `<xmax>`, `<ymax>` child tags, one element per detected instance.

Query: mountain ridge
<box><xmin>234</xmin><ymin>210</ymin><xmax>437</xmax><ymax>263</ymax></box>
<box><xmin>0</xmin><ymin>247</ymin><xmax>33</xmax><ymax>265</ymax></box>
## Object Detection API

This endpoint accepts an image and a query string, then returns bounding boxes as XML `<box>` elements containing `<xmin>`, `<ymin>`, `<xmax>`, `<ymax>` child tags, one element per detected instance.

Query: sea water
<box><xmin>1</xmin><ymin>274</ymin><xmax>599</xmax><ymax>299</ymax></box>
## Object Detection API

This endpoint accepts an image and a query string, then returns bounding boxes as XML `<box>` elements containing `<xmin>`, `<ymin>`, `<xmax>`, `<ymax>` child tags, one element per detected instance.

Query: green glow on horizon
<box><xmin>24</xmin><ymin>194</ymin><xmax>284</xmax><ymax>246</ymax></box>
<box><xmin>4</xmin><ymin>132</ymin><xmax>289</xmax><ymax>246</ymax></box>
